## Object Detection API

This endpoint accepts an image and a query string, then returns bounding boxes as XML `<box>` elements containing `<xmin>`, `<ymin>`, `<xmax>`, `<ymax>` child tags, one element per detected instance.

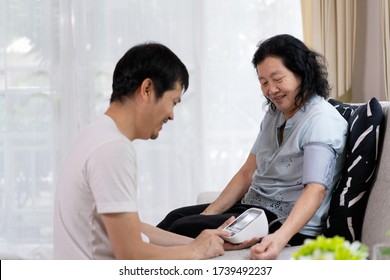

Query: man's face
<box><xmin>145</xmin><ymin>82</ymin><xmax>182</xmax><ymax>140</ymax></box>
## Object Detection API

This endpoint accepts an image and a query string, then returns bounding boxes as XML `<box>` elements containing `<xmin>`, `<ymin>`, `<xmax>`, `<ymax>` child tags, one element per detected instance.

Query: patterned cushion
<box><xmin>323</xmin><ymin>98</ymin><xmax>384</xmax><ymax>241</ymax></box>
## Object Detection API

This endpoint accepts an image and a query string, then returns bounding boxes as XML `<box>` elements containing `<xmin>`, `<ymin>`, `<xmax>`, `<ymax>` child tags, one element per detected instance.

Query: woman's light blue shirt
<box><xmin>241</xmin><ymin>95</ymin><xmax>348</xmax><ymax>236</ymax></box>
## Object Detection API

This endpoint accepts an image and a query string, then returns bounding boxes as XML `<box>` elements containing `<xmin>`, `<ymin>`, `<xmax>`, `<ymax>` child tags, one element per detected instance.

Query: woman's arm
<box><xmin>250</xmin><ymin>183</ymin><xmax>326</xmax><ymax>259</ymax></box>
<box><xmin>273</xmin><ymin>183</ymin><xmax>326</xmax><ymax>242</ymax></box>
<box><xmin>202</xmin><ymin>153</ymin><xmax>257</xmax><ymax>215</ymax></box>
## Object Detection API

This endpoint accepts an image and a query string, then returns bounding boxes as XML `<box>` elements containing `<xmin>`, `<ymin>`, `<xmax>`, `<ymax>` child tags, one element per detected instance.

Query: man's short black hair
<box><xmin>111</xmin><ymin>42</ymin><xmax>189</xmax><ymax>103</ymax></box>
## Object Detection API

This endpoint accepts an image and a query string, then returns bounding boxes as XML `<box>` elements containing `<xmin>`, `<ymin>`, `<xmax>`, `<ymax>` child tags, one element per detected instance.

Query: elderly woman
<box><xmin>157</xmin><ymin>34</ymin><xmax>348</xmax><ymax>260</ymax></box>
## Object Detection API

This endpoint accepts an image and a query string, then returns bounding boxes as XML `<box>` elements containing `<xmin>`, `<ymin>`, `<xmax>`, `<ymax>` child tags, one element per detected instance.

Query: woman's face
<box><xmin>256</xmin><ymin>56</ymin><xmax>302</xmax><ymax>120</ymax></box>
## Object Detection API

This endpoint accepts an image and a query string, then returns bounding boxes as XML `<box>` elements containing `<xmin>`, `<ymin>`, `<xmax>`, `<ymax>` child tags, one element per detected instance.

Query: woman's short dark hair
<box><xmin>111</xmin><ymin>42</ymin><xmax>189</xmax><ymax>103</ymax></box>
<box><xmin>252</xmin><ymin>34</ymin><xmax>330</xmax><ymax>111</ymax></box>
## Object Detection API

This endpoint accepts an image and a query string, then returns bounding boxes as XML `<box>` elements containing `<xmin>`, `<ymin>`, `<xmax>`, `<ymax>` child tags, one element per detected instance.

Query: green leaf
<box><xmin>292</xmin><ymin>235</ymin><xmax>368</xmax><ymax>260</ymax></box>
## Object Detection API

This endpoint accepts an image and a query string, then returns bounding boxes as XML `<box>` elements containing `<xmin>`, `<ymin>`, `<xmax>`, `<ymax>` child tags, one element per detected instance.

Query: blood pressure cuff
<box><xmin>302</xmin><ymin>142</ymin><xmax>337</xmax><ymax>190</ymax></box>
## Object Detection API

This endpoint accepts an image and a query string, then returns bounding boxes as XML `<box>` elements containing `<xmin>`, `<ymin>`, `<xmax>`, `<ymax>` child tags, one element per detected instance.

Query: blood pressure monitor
<box><xmin>222</xmin><ymin>208</ymin><xmax>268</xmax><ymax>244</ymax></box>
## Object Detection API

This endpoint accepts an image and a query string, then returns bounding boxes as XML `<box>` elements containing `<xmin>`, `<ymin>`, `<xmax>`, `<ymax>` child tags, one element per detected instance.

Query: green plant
<box><xmin>378</xmin><ymin>231</ymin><xmax>390</xmax><ymax>256</ymax></box>
<box><xmin>293</xmin><ymin>235</ymin><xmax>368</xmax><ymax>260</ymax></box>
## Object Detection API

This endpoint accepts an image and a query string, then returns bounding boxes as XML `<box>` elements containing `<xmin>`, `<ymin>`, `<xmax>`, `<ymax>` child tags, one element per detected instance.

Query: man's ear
<box><xmin>140</xmin><ymin>78</ymin><xmax>155</xmax><ymax>101</ymax></box>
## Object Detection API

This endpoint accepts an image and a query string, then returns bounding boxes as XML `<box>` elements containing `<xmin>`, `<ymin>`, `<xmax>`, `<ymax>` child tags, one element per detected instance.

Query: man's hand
<box><xmin>191</xmin><ymin>229</ymin><xmax>230</xmax><ymax>259</ymax></box>
<box><xmin>217</xmin><ymin>216</ymin><xmax>262</xmax><ymax>251</ymax></box>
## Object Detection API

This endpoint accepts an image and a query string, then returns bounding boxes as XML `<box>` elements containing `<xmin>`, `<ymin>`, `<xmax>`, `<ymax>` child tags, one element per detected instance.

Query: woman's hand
<box><xmin>249</xmin><ymin>232</ymin><xmax>288</xmax><ymax>260</ymax></box>
<box><xmin>224</xmin><ymin>237</ymin><xmax>262</xmax><ymax>251</ymax></box>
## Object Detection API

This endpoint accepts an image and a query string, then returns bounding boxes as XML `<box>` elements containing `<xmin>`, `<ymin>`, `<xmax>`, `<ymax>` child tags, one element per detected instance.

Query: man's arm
<box><xmin>101</xmin><ymin>211</ymin><xmax>228</xmax><ymax>259</ymax></box>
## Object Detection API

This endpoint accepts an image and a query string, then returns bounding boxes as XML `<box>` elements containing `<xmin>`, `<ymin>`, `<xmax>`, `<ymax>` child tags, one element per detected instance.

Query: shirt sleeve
<box><xmin>86</xmin><ymin>139</ymin><xmax>138</xmax><ymax>214</ymax></box>
<box><xmin>250</xmin><ymin>113</ymin><xmax>270</xmax><ymax>155</ymax></box>
<box><xmin>250</xmin><ymin>128</ymin><xmax>262</xmax><ymax>155</ymax></box>
<box><xmin>301</xmin><ymin>110</ymin><xmax>348</xmax><ymax>154</ymax></box>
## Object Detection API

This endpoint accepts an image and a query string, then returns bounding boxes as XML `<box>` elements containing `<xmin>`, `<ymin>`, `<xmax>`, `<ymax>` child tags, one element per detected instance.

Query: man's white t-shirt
<box><xmin>53</xmin><ymin>115</ymin><xmax>138</xmax><ymax>259</ymax></box>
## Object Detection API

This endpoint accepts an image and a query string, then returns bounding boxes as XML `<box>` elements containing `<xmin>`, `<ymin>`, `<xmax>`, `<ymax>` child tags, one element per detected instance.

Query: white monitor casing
<box><xmin>222</xmin><ymin>208</ymin><xmax>268</xmax><ymax>244</ymax></box>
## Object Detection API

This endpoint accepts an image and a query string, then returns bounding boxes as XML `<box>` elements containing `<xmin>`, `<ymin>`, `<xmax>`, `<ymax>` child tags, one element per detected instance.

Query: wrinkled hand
<box><xmin>224</xmin><ymin>236</ymin><xmax>262</xmax><ymax>251</ymax></box>
<box><xmin>249</xmin><ymin>233</ymin><xmax>287</xmax><ymax>260</ymax></box>
<box><xmin>192</xmin><ymin>229</ymin><xmax>230</xmax><ymax>259</ymax></box>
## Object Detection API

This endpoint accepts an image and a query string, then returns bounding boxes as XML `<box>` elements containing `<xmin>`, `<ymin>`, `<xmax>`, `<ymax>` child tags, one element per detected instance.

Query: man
<box><xmin>53</xmin><ymin>42</ymin><xmax>231</xmax><ymax>259</ymax></box>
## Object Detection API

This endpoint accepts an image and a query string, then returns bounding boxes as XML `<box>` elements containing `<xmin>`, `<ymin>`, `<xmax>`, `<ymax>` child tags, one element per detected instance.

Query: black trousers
<box><xmin>157</xmin><ymin>203</ymin><xmax>313</xmax><ymax>246</ymax></box>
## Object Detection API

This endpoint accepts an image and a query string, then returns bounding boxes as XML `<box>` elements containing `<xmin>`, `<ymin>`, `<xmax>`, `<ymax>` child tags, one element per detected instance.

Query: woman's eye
<box><xmin>276</xmin><ymin>77</ymin><xmax>284</xmax><ymax>82</ymax></box>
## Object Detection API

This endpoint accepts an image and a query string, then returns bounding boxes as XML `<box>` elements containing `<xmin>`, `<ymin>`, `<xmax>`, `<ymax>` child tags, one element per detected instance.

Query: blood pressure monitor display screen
<box><xmin>225</xmin><ymin>211</ymin><xmax>261</xmax><ymax>234</ymax></box>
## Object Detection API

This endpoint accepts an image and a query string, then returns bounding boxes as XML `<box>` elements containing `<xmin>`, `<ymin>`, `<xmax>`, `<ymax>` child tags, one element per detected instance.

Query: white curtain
<box><xmin>0</xmin><ymin>0</ymin><xmax>302</xmax><ymax>259</ymax></box>
<box><xmin>301</xmin><ymin>0</ymin><xmax>356</xmax><ymax>102</ymax></box>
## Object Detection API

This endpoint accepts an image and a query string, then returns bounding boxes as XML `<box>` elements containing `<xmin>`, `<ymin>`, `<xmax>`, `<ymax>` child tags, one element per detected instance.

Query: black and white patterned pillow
<box><xmin>323</xmin><ymin>98</ymin><xmax>384</xmax><ymax>241</ymax></box>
